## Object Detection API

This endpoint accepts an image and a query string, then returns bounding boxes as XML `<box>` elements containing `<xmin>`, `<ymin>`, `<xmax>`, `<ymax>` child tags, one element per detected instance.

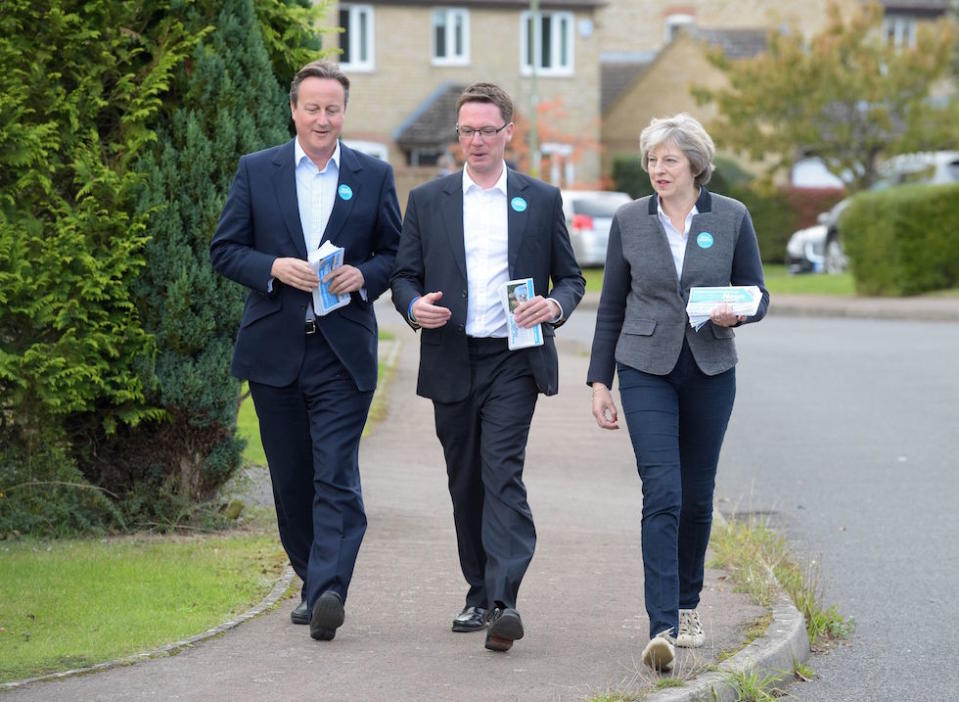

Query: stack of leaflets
<box><xmin>307</xmin><ymin>241</ymin><xmax>350</xmax><ymax>316</ymax></box>
<box><xmin>686</xmin><ymin>285</ymin><xmax>762</xmax><ymax>331</ymax></box>
<box><xmin>500</xmin><ymin>278</ymin><xmax>544</xmax><ymax>350</ymax></box>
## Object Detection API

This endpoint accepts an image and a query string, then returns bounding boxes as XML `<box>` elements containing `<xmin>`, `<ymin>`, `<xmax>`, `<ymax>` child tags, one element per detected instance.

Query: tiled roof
<box><xmin>394</xmin><ymin>83</ymin><xmax>465</xmax><ymax>149</ymax></box>
<box><xmin>879</xmin><ymin>0</ymin><xmax>949</xmax><ymax>14</ymax></box>
<box><xmin>600</xmin><ymin>61</ymin><xmax>652</xmax><ymax>115</ymax></box>
<box><xmin>688</xmin><ymin>27</ymin><xmax>769</xmax><ymax>60</ymax></box>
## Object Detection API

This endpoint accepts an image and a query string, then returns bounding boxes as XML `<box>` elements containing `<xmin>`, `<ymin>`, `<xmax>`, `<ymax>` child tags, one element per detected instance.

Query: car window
<box><xmin>946</xmin><ymin>160</ymin><xmax>959</xmax><ymax>182</ymax></box>
<box><xmin>570</xmin><ymin>196</ymin><xmax>629</xmax><ymax>217</ymax></box>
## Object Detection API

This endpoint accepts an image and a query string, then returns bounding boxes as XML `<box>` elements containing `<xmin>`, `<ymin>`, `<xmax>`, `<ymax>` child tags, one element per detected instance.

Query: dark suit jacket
<box><xmin>390</xmin><ymin>168</ymin><xmax>585</xmax><ymax>402</ymax></box>
<box><xmin>587</xmin><ymin>188</ymin><xmax>769</xmax><ymax>387</ymax></box>
<box><xmin>210</xmin><ymin>140</ymin><xmax>401</xmax><ymax>392</ymax></box>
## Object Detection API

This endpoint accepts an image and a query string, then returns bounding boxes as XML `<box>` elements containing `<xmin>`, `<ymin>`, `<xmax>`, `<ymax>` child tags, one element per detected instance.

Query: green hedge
<box><xmin>841</xmin><ymin>183</ymin><xmax>959</xmax><ymax>295</ymax></box>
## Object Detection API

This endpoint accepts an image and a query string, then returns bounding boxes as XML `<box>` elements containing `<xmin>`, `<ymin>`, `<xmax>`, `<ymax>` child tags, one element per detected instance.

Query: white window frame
<box><xmin>883</xmin><ymin>15</ymin><xmax>917</xmax><ymax>49</ymax></box>
<box><xmin>520</xmin><ymin>11</ymin><xmax>574</xmax><ymax>77</ymax></box>
<box><xmin>665</xmin><ymin>13</ymin><xmax>695</xmax><ymax>44</ymax></box>
<box><xmin>342</xmin><ymin>139</ymin><xmax>389</xmax><ymax>162</ymax></box>
<box><xmin>339</xmin><ymin>4</ymin><xmax>374</xmax><ymax>71</ymax></box>
<box><xmin>432</xmin><ymin>8</ymin><xmax>470</xmax><ymax>66</ymax></box>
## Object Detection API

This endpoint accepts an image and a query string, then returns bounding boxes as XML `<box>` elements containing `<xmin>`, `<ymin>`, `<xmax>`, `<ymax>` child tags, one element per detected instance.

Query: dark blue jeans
<box><xmin>618</xmin><ymin>342</ymin><xmax>735</xmax><ymax>638</ymax></box>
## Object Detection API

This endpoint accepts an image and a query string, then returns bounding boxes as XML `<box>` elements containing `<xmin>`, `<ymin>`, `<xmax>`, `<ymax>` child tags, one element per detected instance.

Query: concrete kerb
<box><xmin>647</xmin><ymin>512</ymin><xmax>810</xmax><ymax>702</ymax></box>
<box><xmin>647</xmin><ymin>593</ymin><xmax>809</xmax><ymax>702</ymax></box>
<box><xmin>0</xmin><ymin>566</ymin><xmax>296</xmax><ymax>692</ymax></box>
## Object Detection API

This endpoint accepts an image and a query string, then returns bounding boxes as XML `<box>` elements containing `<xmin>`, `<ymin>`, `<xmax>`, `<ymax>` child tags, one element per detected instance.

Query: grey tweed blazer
<box><xmin>587</xmin><ymin>188</ymin><xmax>769</xmax><ymax>387</ymax></box>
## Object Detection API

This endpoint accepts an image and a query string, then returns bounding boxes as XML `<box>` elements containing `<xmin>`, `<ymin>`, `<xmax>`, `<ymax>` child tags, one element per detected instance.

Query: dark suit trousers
<box><xmin>617</xmin><ymin>340</ymin><xmax>736</xmax><ymax>638</ymax></box>
<box><xmin>432</xmin><ymin>337</ymin><xmax>539</xmax><ymax>611</ymax></box>
<box><xmin>249</xmin><ymin>330</ymin><xmax>373</xmax><ymax>609</ymax></box>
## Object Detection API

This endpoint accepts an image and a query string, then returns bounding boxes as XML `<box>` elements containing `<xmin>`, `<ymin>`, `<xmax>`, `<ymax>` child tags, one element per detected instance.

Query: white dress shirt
<box><xmin>657</xmin><ymin>194</ymin><xmax>699</xmax><ymax>280</ymax></box>
<box><xmin>463</xmin><ymin>164</ymin><xmax>510</xmax><ymax>338</ymax></box>
<box><xmin>295</xmin><ymin>138</ymin><xmax>339</xmax><ymax>254</ymax></box>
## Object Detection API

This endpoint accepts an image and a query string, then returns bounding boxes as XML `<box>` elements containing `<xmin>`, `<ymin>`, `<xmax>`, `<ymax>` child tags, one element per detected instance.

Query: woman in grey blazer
<box><xmin>587</xmin><ymin>114</ymin><xmax>769</xmax><ymax>672</ymax></box>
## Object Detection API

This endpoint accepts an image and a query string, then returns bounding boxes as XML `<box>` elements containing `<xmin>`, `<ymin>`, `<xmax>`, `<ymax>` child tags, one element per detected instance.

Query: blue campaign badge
<box><xmin>510</xmin><ymin>196</ymin><xmax>528</xmax><ymax>212</ymax></box>
<box><xmin>338</xmin><ymin>184</ymin><xmax>353</xmax><ymax>201</ymax></box>
<box><xmin>696</xmin><ymin>232</ymin><xmax>714</xmax><ymax>249</ymax></box>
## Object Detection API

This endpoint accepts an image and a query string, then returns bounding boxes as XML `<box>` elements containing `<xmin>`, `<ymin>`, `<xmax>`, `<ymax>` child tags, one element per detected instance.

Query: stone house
<box><xmin>596</xmin><ymin>0</ymin><xmax>952</xmax><ymax>181</ymax></box>
<box><xmin>317</xmin><ymin>0</ymin><xmax>607</xmax><ymax>202</ymax></box>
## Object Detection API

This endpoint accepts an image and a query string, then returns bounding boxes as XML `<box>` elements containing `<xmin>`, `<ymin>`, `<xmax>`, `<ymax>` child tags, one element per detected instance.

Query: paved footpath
<box><xmin>4</xmin><ymin>317</ymin><xmax>770</xmax><ymax>702</ymax></box>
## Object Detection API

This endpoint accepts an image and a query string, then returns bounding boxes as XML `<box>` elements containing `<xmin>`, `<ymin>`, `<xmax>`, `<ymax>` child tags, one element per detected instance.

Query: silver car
<box><xmin>561</xmin><ymin>190</ymin><xmax>632</xmax><ymax>267</ymax></box>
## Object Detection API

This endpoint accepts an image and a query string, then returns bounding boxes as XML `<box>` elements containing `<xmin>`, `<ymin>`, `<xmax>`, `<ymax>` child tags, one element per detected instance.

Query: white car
<box><xmin>785</xmin><ymin>151</ymin><xmax>959</xmax><ymax>274</ymax></box>
<box><xmin>561</xmin><ymin>190</ymin><xmax>632</xmax><ymax>267</ymax></box>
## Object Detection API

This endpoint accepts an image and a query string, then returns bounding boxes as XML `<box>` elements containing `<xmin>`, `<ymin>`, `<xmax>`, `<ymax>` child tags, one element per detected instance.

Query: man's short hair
<box><xmin>455</xmin><ymin>82</ymin><xmax>514</xmax><ymax>124</ymax></box>
<box><xmin>639</xmin><ymin>113</ymin><xmax>716</xmax><ymax>187</ymax></box>
<box><xmin>290</xmin><ymin>60</ymin><xmax>350</xmax><ymax>107</ymax></box>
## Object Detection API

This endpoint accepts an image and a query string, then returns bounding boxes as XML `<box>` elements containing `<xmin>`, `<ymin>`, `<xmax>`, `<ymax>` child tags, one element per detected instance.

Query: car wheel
<box><xmin>824</xmin><ymin>235</ymin><xmax>847</xmax><ymax>274</ymax></box>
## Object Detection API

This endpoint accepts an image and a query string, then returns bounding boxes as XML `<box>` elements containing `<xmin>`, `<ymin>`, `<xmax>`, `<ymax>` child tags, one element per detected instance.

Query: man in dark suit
<box><xmin>211</xmin><ymin>60</ymin><xmax>400</xmax><ymax>642</ymax></box>
<box><xmin>391</xmin><ymin>82</ymin><xmax>585</xmax><ymax>652</ymax></box>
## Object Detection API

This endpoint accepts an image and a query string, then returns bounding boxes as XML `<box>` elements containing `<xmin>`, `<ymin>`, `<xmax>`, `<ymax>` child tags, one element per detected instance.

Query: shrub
<box><xmin>841</xmin><ymin>182</ymin><xmax>959</xmax><ymax>295</ymax></box>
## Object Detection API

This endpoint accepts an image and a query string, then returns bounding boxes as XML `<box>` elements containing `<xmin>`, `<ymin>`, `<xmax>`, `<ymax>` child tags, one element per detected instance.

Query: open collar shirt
<box><xmin>657</xmin><ymin>193</ymin><xmax>699</xmax><ymax>280</ymax></box>
<box><xmin>462</xmin><ymin>164</ymin><xmax>510</xmax><ymax>338</ymax></box>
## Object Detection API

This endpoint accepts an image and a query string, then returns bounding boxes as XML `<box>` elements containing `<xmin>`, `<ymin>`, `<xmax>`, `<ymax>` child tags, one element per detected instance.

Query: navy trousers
<box><xmin>432</xmin><ymin>338</ymin><xmax>539</xmax><ymax>611</ymax></box>
<box><xmin>250</xmin><ymin>330</ymin><xmax>373</xmax><ymax>609</ymax></box>
<box><xmin>618</xmin><ymin>341</ymin><xmax>735</xmax><ymax>638</ymax></box>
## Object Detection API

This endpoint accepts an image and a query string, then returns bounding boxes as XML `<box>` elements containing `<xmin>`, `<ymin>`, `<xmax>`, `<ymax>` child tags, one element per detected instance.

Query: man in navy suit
<box><xmin>211</xmin><ymin>60</ymin><xmax>400</xmax><ymax>642</ymax></box>
<box><xmin>391</xmin><ymin>82</ymin><xmax>584</xmax><ymax>652</ymax></box>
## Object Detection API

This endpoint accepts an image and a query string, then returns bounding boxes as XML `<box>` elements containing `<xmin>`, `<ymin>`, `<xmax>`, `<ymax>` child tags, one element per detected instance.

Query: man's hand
<box><xmin>591</xmin><ymin>383</ymin><xmax>619</xmax><ymax>430</ymax></box>
<box><xmin>324</xmin><ymin>264</ymin><xmax>365</xmax><ymax>294</ymax></box>
<box><xmin>411</xmin><ymin>291</ymin><xmax>452</xmax><ymax>329</ymax></box>
<box><xmin>271</xmin><ymin>257</ymin><xmax>319</xmax><ymax>292</ymax></box>
<box><xmin>513</xmin><ymin>296</ymin><xmax>560</xmax><ymax>329</ymax></box>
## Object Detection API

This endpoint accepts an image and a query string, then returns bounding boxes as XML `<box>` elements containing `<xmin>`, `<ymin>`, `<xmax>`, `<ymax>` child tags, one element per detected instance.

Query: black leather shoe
<box><xmin>290</xmin><ymin>598</ymin><xmax>310</xmax><ymax>625</ymax></box>
<box><xmin>310</xmin><ymin>590</ymin><xmax>345</xmax><ymax>641</ymax></box>
<box><xmin>452</xmin><ymin>605</ymin><xmax>488</xmax><ymax>632</ymax></box>
<box><xmin>485</xmin><ymin>607</ymin><xmax>524</xmax><ymax>652</ymax></box>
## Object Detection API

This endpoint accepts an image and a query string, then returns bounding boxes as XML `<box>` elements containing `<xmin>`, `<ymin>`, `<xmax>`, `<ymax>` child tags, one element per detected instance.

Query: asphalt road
<box><xmin>718</xmin><ymin>315</ymin><xmax>959</xmax><ymax>701</ymax></box>
<box><xmin>558</xmin><ymin>309</ymin><xmax>959</xmax><ymax>701</ymax></box>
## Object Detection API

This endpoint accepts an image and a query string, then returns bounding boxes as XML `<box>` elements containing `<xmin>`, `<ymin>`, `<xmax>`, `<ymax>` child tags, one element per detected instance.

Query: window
<box><xmin>432</xmin><ymin>8</ymin><xmax>470</xmax><ymax>65</ymax></box>
<box><xmin>520</xmin><ymin>11</ymin><xmax>574</xmax><ymax>76</ymax></box>
<box><xmin>342</xmin><ymin>140</ymin><xmax>389</xmax><ymax>162</ymax></box>
<box><xmin>664</xmin><ymin>13</ymin><xmax>695</xmax><ymax>43</ymax></box>
<box><xmin>339</xmin><ymin>4</ymin><xmax>374</xmax><ymax>70</ymax></box>
<box><xmin>883</xmin><ymin>15</ymin><xmax>916</xmax><ymax>49</ymax></box>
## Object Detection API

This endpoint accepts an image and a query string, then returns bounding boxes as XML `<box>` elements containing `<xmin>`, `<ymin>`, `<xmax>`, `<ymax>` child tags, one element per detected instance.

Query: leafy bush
<box><xmin>0</xmin><ymin>0</ymin><xmax>326</xmax><ymax>536</ymax></box>
<box><xmin>0</xmin><ymin>440</ymin><xmax>123</xmax><ymax>538</ymax></box>
<box><xmin>841</xmin><ymin>183</ymin><xmax>959</xmax><ymax>295</ymax></box>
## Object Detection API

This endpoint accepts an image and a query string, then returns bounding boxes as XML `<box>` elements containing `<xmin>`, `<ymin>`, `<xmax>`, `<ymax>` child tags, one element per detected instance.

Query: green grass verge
<box><xmin>762</xmin><ymin>264</ymin><xmax>855</xmax><ymax>296</ymax></box>
<box><xmin>709</xmin><ymin>516</ymin><xmax>853</xmax><ymax>648</ymax></box>
<box><xmin>0</xmin><ymin>533</ymin><xmax>286</xmax><ymax>684</ymax></box>
<box><xmin>582</xmin><ymin>264</ymin><xmax>856</xmax><ymax>297</ymax></box>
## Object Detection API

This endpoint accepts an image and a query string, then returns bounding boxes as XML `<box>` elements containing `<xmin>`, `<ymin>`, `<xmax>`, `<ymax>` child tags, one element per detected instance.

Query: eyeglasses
<box><xmin>456</xmin><ymin>124</ymin><xmax>508</xmax><ymax>139</ymax></box>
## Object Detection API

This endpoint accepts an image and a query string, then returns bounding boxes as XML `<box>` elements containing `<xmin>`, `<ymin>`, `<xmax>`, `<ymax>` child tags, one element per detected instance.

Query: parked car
<box><xmin>785</xmin><ymin>151</ymin><xmax>959</xmax><ymax>274</ymax></box>
<box><xmin>561</xmin><ymin>190</ymin><xmax>632</xmax><ymax>267</ymax></box>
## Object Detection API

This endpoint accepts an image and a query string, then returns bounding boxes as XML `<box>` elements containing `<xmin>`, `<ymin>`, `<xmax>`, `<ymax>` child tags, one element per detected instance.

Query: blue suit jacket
<box><xmin>390</xmin><ymin>168</ymin><xmax>585</xmax><ymax>402</ymax></box>
<box><xmin>211</xmin><ymin>140</ymin><xmax>401</xmax><ymax>392</ymax></box>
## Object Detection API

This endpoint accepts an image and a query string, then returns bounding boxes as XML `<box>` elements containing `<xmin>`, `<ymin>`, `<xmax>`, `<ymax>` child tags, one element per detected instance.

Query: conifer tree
<box><xmin>85</xmin><ymin>0</ymin><xmax>311</xmax><ymax>516</ymax></box>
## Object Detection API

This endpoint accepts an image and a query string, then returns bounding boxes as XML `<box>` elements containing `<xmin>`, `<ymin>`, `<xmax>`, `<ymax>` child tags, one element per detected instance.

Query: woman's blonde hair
<box><xmin>639</xmin><ymin>113</ymin><xmax>716</xmax><ymax>187</ymax></box>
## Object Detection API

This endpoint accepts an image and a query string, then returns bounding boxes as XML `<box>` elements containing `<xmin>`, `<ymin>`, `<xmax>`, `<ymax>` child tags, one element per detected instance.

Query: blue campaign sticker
<box><xmin>338</xmin><ymin>184</ymin><xmax>353</xmax><ymax>201</ymax></box>
<box><xmin>510</xmin><ymin>196</ymin><xmax>528</xmax><ymax>212</ymax></box>
<box><xmin>696</xmin><ymin>232</ymin><xmax>714</xmax><ymax>249</ymax></box>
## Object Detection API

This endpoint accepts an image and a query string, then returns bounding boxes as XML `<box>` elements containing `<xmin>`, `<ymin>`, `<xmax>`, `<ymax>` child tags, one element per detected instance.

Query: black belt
<box><xmin>305</xmin><ymin>319</ymin><xmax>317</xmax><ymax>335</ymax></box>
<box><xmin>466</xmin><ymin>336</ymin><xmax>508</xmax><ymax>348</ymax></box>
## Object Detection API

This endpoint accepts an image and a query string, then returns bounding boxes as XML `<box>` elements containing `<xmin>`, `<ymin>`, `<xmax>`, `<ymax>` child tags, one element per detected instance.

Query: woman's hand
<box><xmin>591</xmin><ymin>383</ymin><xmax>619</xmax><ymax>430</ymax></box>
<box><xmin>710</xmin><ymin>303</ymin><xmax>746</xmax><ymax>328</ymax></box>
